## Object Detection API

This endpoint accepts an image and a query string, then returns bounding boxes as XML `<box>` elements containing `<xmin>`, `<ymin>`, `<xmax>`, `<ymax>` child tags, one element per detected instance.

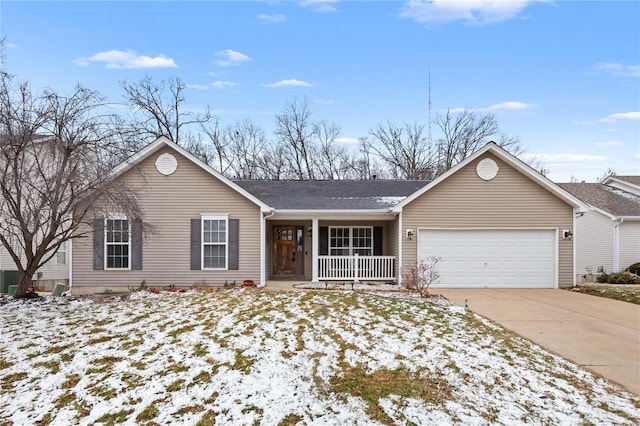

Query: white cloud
<box><xmin>5</xmin><ymin>42</ymin><xmax>17</xmax><ymax>48</ymax></box>
<box><xmin>72</xmin><ymin>50</ymin><xmax>177</xmax><ymax>69</ymax></box>
<box><xmin>399</xmin><ymin>0</ymin><xmax>546</xmax><ymax>25</ymax></box>
<box><xmin>484</xmin><ymin>101</ymin><xmax>536</xmax><ymax>112</ymax></box>
<box><xmin>263</xmin><ymin>79</ymin><xmax>314</xmax><ymax>88</ymax></box>
<box><xmin>299</xmin><ymin>0</ymin><xmax>340</xmax><ymax>12</ymax></box>
<box><xmin>185</xmin><ymin>84</ymin><xmax>210</xmax><ymax>91</ymax></box>
<box><xmin>595</xmin><ymin>63</ymin><xmax>640</xmax><ymax>78</ymax></box>
<box><xmin>257</xmin><ymin>13</ymin><xmax>287</xmax><ymax>23</ymax></box>
<box><xmin>571</xmin><ymin>120</ymin><xmax>595</xmax><ymax>126</ymax></box>
<box><xmin>633</xmin><ymin>153</ymin><xmax>640</xmax><ymax>160</ymax></box>
<box><xmin>600</xmin><ymin>111</ymin><xmax>640</xmax><ymax>123</ymax></box>
<box><xmin>313</xmin><ymin>99</ymin><xmax>335</xmax><ymax>105</ymax></box>
<box><xmin>215</xmin><ymin>49</ymin><xmax>251</xmax><ymax>67</ymax></box>
<box><xmin>211</xmin><ymin>80</ymin><xmax>239</xmax><ymax>89</ymax></box>
<box><xmin>593</xmin><ymin>141</ymin><xmax>623</xmax><ymax>147</ymax></box>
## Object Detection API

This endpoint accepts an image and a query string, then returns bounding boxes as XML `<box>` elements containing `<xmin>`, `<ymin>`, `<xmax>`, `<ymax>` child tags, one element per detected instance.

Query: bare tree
<box><xmin>0</xmin><ymin>72</ymin><xmax>145</xmax><ymax>298</ymax></box>
<box><xmin>435</xmin><ymin>108</ymin><xmax>524</xmax><ymax>175</ymax></box>
<box><xmin>225</xmin><ymin>119</ymin><xmax>269</xmax><ymax>179</ymax></box>
<box><xmin>275</xmin><ymin>97</ymin><xmax>316</xmax><ymax>180</ymax></box>
<box><xmin>313</xmin><ymin>120</ymin><xmax>354</xmax><ymax>180</ymax></box>
<box><xmin>120</xmin><ymin>75</ymin><xmax>211</xmax><ymax>144</ymax></box>
<box><xmin>368</xmin><ymin>121</ymin><xmax>436</xmax><ymax>179</ymax></box>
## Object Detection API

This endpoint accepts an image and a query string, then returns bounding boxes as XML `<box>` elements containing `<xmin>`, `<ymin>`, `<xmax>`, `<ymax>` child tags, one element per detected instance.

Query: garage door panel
<box><xmin>418</xmin><ymin>230</ymin><xmax>555</xmax><ymax>288</ymax></box>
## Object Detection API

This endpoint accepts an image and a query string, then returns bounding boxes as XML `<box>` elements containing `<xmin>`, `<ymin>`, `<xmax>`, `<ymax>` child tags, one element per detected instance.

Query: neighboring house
<box><xmin>0</xmin><ymin>242</ymin><xmax>69</xmax><ymax>290</ymax></box>
<box><xmin>558</xmin><ymin>180</ymin><xmax>640</xmax><ymax>279</ymax></box>
<box><xmin>70</xmin><ymin>137</ymin><xmax>587</xmax><ymax>294</ymax></box>
<box><xmin>0</xmin><ymin>135</ymin><xmax>70</xmax><ymax>291</ymax></box>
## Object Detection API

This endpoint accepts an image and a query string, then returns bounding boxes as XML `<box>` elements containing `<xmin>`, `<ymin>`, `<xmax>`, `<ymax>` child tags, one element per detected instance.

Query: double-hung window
<box><xmin>330</xmin><ymin>227</ymin><xmax>373</xmax><ymax>256</ymax></box>
<box><xmin>105</xmin><ymin>217</ymin><xmax>130</xmax><ymax>269</ymax></box>
<box><xmin>56</xmin><ymin>241</ymin><xmax>66</xmax><ymax>265</ymax></box>
<box><xmin>202</xmin><ymin>216</ymin><xmax>228</xmax><ymax>269</ymax></box>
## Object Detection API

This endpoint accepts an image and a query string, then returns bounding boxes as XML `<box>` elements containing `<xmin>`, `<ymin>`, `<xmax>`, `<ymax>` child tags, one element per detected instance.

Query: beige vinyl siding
<box><xmin>72</xmin><ymin>147</ymin><xmax>262</xmax><ymax>293</ymax></box>
<box><xmin>619</xmin><ymin>221</ymin><xmax>640</xmax><ymax>269</ymax></box>
<box><xmin>574</xmin><ymin>211</ymin><xmax>614</xmax><ymax>275</ymax></box>
<box><xmin>402</xmin><ymin>154</ymin><xmax>574</xmax><ymax>287</ymax></box>
<box><xmin>0</xmin><ymin>246</ymin><xmax>68</xmax><ymax>290</ymax></box>
<box><xmin>388</xmin><ymin>216</ymin><xmax>400</xmax><ymax>278</ymax></box>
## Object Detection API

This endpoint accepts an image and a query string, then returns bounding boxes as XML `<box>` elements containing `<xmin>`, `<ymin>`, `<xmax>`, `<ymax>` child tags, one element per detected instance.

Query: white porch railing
<box><xmin>318</xmin><ymin>254</ymin><xmax>396</xmax><ymax>281</ymax></box>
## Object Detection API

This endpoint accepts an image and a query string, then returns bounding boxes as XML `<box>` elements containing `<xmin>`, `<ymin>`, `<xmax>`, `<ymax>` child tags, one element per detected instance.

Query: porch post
<box><xmin>259</xmin><ymin>211</ymin><xmax>266</xmax><ymax>287</ymax></box>
<box><xmin>312</xmin><ymin>217</ymin><xmax>319</xmax><ymax>282</ymax></box>
<box><xmin>397</xmin><ymin>213</ymin><xmax>403</xmax><ymax>286</ymax></box>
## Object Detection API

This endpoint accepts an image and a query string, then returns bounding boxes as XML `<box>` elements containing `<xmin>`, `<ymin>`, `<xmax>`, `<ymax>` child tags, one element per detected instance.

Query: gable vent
<box><xmin>155</xmin><ymin>153</ymin><xmax>178</xmax><ymax>176</ymax></box>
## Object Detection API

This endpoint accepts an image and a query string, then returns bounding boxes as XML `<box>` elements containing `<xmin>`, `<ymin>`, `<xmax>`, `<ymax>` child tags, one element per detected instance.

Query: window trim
<box><xmin>201</xmin><ymin>214</ymin><xmax>229</xmax><ymax>270</ymax></box>
<box><xmin>56</xmin><ymin>241</ymin><xmax>66</xmax><ymax>265</ymax></box>
<box><xmin>104</xmin><ymin>215</ymin><xmax>131</xmax><ymax>271</ymax></box>
<box><xmin>329</xmin><ymin>226</ymin><xmax>373</xmax><ymax>256</ymax></box>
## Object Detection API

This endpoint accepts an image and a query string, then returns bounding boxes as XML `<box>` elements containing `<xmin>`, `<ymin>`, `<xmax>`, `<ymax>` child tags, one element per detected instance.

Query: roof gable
<box><xmin>393</xmin><ymin>142</ymin><xmax>588</xmax><ymax>212</ymax></box>
<box><xmin>111</xmin><ymin>137</ymin><xmax>271</xmax><ymax>212</ymax></box>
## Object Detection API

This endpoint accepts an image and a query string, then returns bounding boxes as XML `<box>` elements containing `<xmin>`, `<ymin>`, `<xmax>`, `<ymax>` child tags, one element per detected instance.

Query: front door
<box><xmin>273</xmin><ymin>226</ymin><xmax>296</xmax><ymax>275</ymax></box>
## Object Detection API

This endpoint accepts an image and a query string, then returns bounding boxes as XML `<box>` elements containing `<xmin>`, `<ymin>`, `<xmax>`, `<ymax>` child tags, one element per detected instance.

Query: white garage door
<box><xmin>418</xmin><ymin>230</ymin><xmax>556</xmax><ymax>288</ymax></box>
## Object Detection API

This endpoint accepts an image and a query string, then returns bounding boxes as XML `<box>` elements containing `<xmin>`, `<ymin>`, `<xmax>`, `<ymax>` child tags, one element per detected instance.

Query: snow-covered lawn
<box><xmin>1</xmin><ymin>289</ymin><xmax>638</xmax><ymax>425</ymax></box>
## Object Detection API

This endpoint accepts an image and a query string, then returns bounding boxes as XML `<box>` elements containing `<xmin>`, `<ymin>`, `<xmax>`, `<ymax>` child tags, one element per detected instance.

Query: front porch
<box><xmin>266</xmin><ymin>216</ymin><xmax>400</xmax><ymax>283</ymax></box>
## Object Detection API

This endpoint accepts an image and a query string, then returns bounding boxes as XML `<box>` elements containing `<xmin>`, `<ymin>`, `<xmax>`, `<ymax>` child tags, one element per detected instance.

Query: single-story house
<box><xmin>70</xmin><ymin>137</ymin><xmax>588</xmax><ymax>294</ymax></box>
<box><xmin>558</xmin><ymin>179</ymin><xmax>640</xmax><ymax>279</ymax></box>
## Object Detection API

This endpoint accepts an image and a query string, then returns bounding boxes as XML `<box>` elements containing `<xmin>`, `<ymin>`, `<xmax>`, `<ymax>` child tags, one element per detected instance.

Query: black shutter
<box><xmin>373</xmin><ymin>226</ymin><xmax>383</xmax><ymax>256</ymax></box>
<box><xmin>93</xmin><ymin>218</ymin><xmax>104</xmax><ymax>270</ymax></box>
<box><xmin>190</xmin><ymin>219</ymin><xmax>201</xmax><ymax>270</ymax></box>
<box><xmin>131</xmin><ymin>219</ymin><xmax>143</xmax><ymax>270</ymax></box>
<box><xmin>228</xmin><ymin>219</ymin><xmax>239</xmax><ymax>270</ymax></box>
<box><xmin>319</xmin><ymin>226</ymin><xmax>328</xmax><ymax>256</ymax></box>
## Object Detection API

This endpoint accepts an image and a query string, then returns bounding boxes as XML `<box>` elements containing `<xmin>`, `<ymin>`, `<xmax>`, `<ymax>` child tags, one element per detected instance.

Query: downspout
<box><xmin>68</xmin><ymin>239</ymin><xmax>73</xmax><ymax>294</ymax></box>
<box><xmin>259</xmin><ymin>209</ymin><xmax>275</xmax><ymax>288</ymax></box>
<box><xmin>397</xmin><ymin>211</ymin><xmax>403</xmax><ymax>286</ymax></box>
<box><xmin>613</xmin><ymin>218</ymin><xmax>623</xmax><ymax>272</ymax></box>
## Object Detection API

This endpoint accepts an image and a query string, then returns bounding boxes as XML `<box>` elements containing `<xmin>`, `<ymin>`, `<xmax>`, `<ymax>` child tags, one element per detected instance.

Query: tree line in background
<box><xmin>119</xmin><ymin>75</ymin><xmax>530</xmax><ymax>180</ymax></box>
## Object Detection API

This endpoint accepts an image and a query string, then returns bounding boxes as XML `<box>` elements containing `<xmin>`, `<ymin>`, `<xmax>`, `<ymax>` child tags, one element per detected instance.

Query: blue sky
<box><xmin>1</xmin><ymin>0</ymin><xmax>638</xmax><ymax>182</ymax></box>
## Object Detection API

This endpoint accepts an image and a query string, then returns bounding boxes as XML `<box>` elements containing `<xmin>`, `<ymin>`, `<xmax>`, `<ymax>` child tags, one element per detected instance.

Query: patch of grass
<box><xmin>232</xmin><ymin>349</ymin><xmax>255</xmax><ymax>374</ymax></box>
<box><xmin>39</xmin><ymin>413</ymin><xmax>53</xmax><ymax>425</ymax></box>
<box><xmin>54</xmin><ymin>390</ymin><xmax>76</xmax><ymax>409</ymax></box>
<box><xmin>278</xmin><ymin>413</ymin><xmax>304</xmax><ymax>426</ymax></box>
<box><xmin>1</xmin><ymin>371</ymin><xmax>28</xmax><ymax>391</ymax></box>
<box><xmin>136</xmin><ymin>402</ymin><xmax>159</xmax><ymax>422</ymax></box>
<box><xmin>193</xmin><ymin>343</ymin><xmax>208</xmax><ymax>357</ymax></box>
<box><xmin>174</xmin><ymin>404</ymin><xmax>205</xmax><ymax>416</ymax></box>
<box><xmin>196</xmin><ymin>410</ymin><xmax>217</xmax><ymax>426</ymax></box>
<box><xmin>0</xmin><ymin>357</ymin><xmax>11</xmax><ymax>369</ymax></box>
<box><xmin>330</xmin><ymin>364</ymin><xmax>451</xmax><ymax>424</ymax></box>
<box><xmin>193</xmin><ymin>370</ymin><xmax>212</xmax><ymax>384</ymax></box>
<box><xmin>168</xmin><ymin>324</ymin><xmax>197</xmax><ymax>338</ymax></box>
<box><xmin>166</xmin><ymin>378</ymin><xmax>185</xmax><ymax>392</ymax></box>
<box><xmin>63</xmin><ymin>373</ymin><xmax>81</xmax><ymax>389</ymax></box>
<box><xmin>42</xmin><ymin>344</ymin><xmax>73</xmax><ymax>354</ymax></box>
<box><xmin>88</xmin><ymin>384</ymin><xmax>117</xmax><ymax>400</ymax></box>
<box><xmin>34</xmin><ymin>359</ymin><xmax>60</xmax><ymax>373</ymax></box>
<box><xmin>575</xmin><ymin>285</ymin><xmax>640</xmax><ymax>305</ymax></box>
<box><xmin>95</xmin><ymin>409</ymin><xmax>134</xmax><ymax>425</ymax></box>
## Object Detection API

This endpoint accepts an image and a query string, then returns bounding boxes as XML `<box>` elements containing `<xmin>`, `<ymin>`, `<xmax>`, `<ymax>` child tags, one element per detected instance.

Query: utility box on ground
<box><xmin>0</xmin><ymin>270</ymin><xmax>19</xmax><ymax>294</ymax></box>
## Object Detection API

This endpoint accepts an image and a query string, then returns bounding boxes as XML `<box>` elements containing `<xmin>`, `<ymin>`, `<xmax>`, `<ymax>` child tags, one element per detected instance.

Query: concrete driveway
<box><xmin>437</xmin><ymin>289</ymin><xmax>640</xmax><ymax>396</ymax></box>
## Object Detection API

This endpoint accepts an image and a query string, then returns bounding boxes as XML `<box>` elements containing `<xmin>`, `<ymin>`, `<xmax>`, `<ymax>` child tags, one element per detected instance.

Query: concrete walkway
<box><xmin>436</xmin><ymin>289</ymin><xmax>640</xmax><ymax>396</ymax></box>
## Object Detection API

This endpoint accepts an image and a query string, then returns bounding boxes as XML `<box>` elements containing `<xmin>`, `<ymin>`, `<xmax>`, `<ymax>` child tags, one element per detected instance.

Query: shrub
<box><xmin>596</xmin><ymin>271</ymin><xmax>640</xmax><ymax>285</ymax></box>
<box><xmin>401</xmin><ymin>256</ymin><xmax>441</xmax><ymax>297</ymax></box>
<box><xmin>625</xmin><ymin>262</ymin><xmax>640</xmax><ymax>275</ymax></box>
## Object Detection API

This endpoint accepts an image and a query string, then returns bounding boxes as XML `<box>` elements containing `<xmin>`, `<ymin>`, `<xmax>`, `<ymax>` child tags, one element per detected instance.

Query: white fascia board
<box><xmin>603</xmin><ymin>176</ymin><xmax>640</xmax><ymax>192</ymax></box>
<box><xmin>393</xmin><ymin>142</ymin><xmax>590</xmax><ymax>213</ymax></box>
<box><xmin>109</xmin><ymin>137</ymin><xmax>271</xmax><ymax>212</ymax></box>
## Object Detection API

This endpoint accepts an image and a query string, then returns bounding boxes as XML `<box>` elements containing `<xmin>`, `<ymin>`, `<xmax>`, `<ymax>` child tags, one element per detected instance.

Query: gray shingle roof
<box><xmin>557</xmin><ymin>183</ymin><xmax>640</xmax><ymax>217</ymax></box>
<box><xmin>234</xmin><ymin>180</ymin><xmax>429</xmax><ymax>210</ymax></box>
